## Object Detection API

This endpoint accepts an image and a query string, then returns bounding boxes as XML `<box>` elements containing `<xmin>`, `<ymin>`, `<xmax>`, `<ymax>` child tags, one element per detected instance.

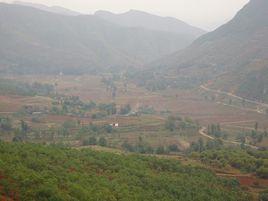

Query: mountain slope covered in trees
<box><xmin>0</xmin><ymin>142</ymin><xmax>251</xmax><ymax>201</ymax></box>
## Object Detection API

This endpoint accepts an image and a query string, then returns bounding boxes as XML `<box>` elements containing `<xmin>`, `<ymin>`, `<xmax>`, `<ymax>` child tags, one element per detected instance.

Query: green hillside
<box><xmin>0</xmin><ymin>142</ymin><xmax>250</xmax><ymax>201</ymax></box>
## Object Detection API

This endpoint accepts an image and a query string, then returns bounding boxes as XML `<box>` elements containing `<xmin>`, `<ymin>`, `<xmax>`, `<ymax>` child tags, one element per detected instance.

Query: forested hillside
<box><xmin>0</xmin><ymin>142</ymin><xmax>251</xmax><ymax>201</ymax></box>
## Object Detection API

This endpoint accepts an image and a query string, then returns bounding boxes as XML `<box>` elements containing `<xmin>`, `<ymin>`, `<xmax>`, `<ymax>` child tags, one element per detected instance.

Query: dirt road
<box><xmin>200</xmin><ymin>85</ymin><xmax>268</xmax><ymax>109</ymax></box>
<box><xmin>198</xmin><ymin>127</ymin><xmax>259</xmax><ymax>149</ymax></box>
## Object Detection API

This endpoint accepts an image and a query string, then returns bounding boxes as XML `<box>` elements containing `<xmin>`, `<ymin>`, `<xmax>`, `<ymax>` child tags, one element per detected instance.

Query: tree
<box><xmin>19</xmin><ymin>120</ymin><xmax>29</xmax><ymax>140</ymax></box>
<box><xmin>0</xmin><ymin>117</ymin><xmax>12</xmax><ymax>131</ymax></box>
<box><xmin>104</xmin><ymin>125</ymin><xmax>113</xmax><ymax>133</ymax></box>
<box><xmin>61</xmin><ymin>121</ymin><xmax>76</xmax><ymax>138</ymax></box>
<box><xmin>240</xmin><ymin>142</ymin><xmax>246</xmax><ymax>150</ymax></box>
<box><xmin>83</xmin><ymin>137</ymin><xmax>97</xmax><ymax>146</ymax></box>
<box><xmin>259</xmin><ymin>190</ymin><xmax>268</xmax><ymax>201</ymax></box>
<box><xmin>257</xmin><ymin>134</ymin><xmax>263</xmax><ymax>143</ymax></box>
<box><xmin>12</xmin><ymin>135</ymin><xmax>23</xmax><ymax>142</ymax></box>
<box><xmin>168</xmin><ymin>144</ymin><xmax>179</xmax><ymax>152</ymax></box>
<box><xmin>156</xmin><ymin>146</ymin><xmax>166</xmax><ymax>154</ymax></box>
<box><xmin>98</xmin><ymin>137</ymin><xmax>107</xmax><ymax>147</ymax></box>
<box><xmin>257</xmin><ymin>167</ymin><xmax>268</xmax><ymax>179</ymax></box>
<box><xmin>208</xmin><ymin>123</ymin><xmax>222</xmax><ymax>138</ymax></box>
<box><xmin>255</xmin><ymin>122</ymin><xmax>259</xmax><ymax>131</ymax></box>
<box><xmin>99</xmin><ymin>103</ymin><xmax>117</xmax><ymax>115</ymax></box>
<box><xmin>122</xmin><ymin>142</ymin><xmax>134</xmax><ymax>152</ymax></box>
<box><xmin>20</xmin><ymin>120</ymin><xmax>29</xmax><ymax>133</ymax></box>
<box><xmin>189</xmin><ymin>138</ymin><xmax>206</xmax><ymax>153</ymax></box>
<box><xmin>198</xmin><ymin>138</ymin><xmax>205</xmax><ymax>152</ymax></box>
<box><xmin>120</xmin><ymin>104</ymin><xmax>131</xmax><ymax>115</ymax></box>
<box><xmin>264</xmin><ymin>129</ymin><xmax>268</xmax><ymax>137</ymax></box>
<box><xmin>238</xmin><ymin>135</ymin><xmax>246</xmax><ymax>144</ymax></box>
<box><xmin>206</xmin><ymin>139</ymin><xmax>223</xmax><ymax>150</ymax></box>
<box><xmin>165</xmin><ymin>116</ymin><xmax>176</xmax><ymax>131</ymax></box>
<box><xmin>251</xmin><ymin>130</ymin><xmax>258</xmax><ymax>139</ymax></box>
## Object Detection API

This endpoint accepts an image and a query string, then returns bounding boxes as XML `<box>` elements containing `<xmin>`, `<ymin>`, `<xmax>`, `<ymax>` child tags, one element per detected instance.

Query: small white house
<box><xmin>110</xmin><ymin>123</ymin><xmax>119</xmax><ymax>127</ymax></box>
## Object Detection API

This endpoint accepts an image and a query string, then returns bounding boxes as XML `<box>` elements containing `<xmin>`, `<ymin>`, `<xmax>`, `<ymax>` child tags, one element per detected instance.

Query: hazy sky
<box><xmin>1</xmin><ymin>0</ymin><xmax>249</xmax><ymax>30</ymax></box>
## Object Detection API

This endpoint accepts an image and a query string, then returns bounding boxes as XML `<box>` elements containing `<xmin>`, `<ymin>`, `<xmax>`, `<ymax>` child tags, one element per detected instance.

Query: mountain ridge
<box><xmin>13</xmin><ymin>1</ymin><xmax>82</xmax><ymax>16</ymax></box>
<box><xmin>94</xmin><ymin>9</ymin><xmax>206</xmax><ymax>38</ymax></box>
<box><xmin>0</xmin><ymin>3</ymin><xmax>196</xmax><ymax>74</ymax></box>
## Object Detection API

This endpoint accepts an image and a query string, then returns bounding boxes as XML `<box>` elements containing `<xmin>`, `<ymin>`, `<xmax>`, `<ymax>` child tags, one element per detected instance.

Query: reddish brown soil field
<box><xmin>3</xmin><ymin>75</ymin><xmax>268</xmax><ymax>147</ymax></box>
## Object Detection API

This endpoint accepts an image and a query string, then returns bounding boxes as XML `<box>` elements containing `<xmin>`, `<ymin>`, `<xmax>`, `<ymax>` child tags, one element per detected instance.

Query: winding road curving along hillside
<box><xmin>198</xmin><ymin>127</ymin><xmax>259</xmax><ymax>150</ymax></box>
<box><xmin>200</xmin><ymin>85</ymin><xmax>268</xmax><ymax>111</ymax></box>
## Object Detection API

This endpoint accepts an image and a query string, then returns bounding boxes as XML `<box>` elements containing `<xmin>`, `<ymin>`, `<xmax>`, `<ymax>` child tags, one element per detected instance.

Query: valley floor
<box><xmin>0</xmin><ymin>74</ymin><xmax>268</xmax><ymax>200</ymax></box>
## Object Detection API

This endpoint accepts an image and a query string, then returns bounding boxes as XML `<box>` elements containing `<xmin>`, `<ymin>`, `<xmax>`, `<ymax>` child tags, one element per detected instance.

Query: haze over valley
<box><xmin>0</xmin><ymin>1</ymin><xmax>267</xmax><ymax>201</ymax></box>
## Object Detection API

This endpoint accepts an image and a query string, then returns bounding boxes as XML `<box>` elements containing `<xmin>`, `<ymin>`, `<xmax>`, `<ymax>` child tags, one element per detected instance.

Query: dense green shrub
<box><xmin>259</xmin><ymin>190</ymin><xmax>268</xmax><ymax>201</ymax></box>
<box><xmin>83</xmin><ymin>137</ymin><xmax>97</xmax><ymax>146</ymax></box>
<box><xmin>196</xmin><ymin>148</ymin><xmax>268</xmax><ymax>177</ymax></box>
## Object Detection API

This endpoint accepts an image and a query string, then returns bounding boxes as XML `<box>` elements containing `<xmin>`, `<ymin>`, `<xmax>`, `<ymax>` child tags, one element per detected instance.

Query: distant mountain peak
<box><xmin>13</xmin><ymin>1</ymin><xmax>81</xmax><ymax>16</ymax></box>
<box><xmin>128</xmin><ymin>9</ymin><xmax>141</xmax><ymax>13</ymax></box>
<box><xmin>94</xmin><ymin>9</ymin><xmax>206</xmax><ymax>37</ymax></box>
